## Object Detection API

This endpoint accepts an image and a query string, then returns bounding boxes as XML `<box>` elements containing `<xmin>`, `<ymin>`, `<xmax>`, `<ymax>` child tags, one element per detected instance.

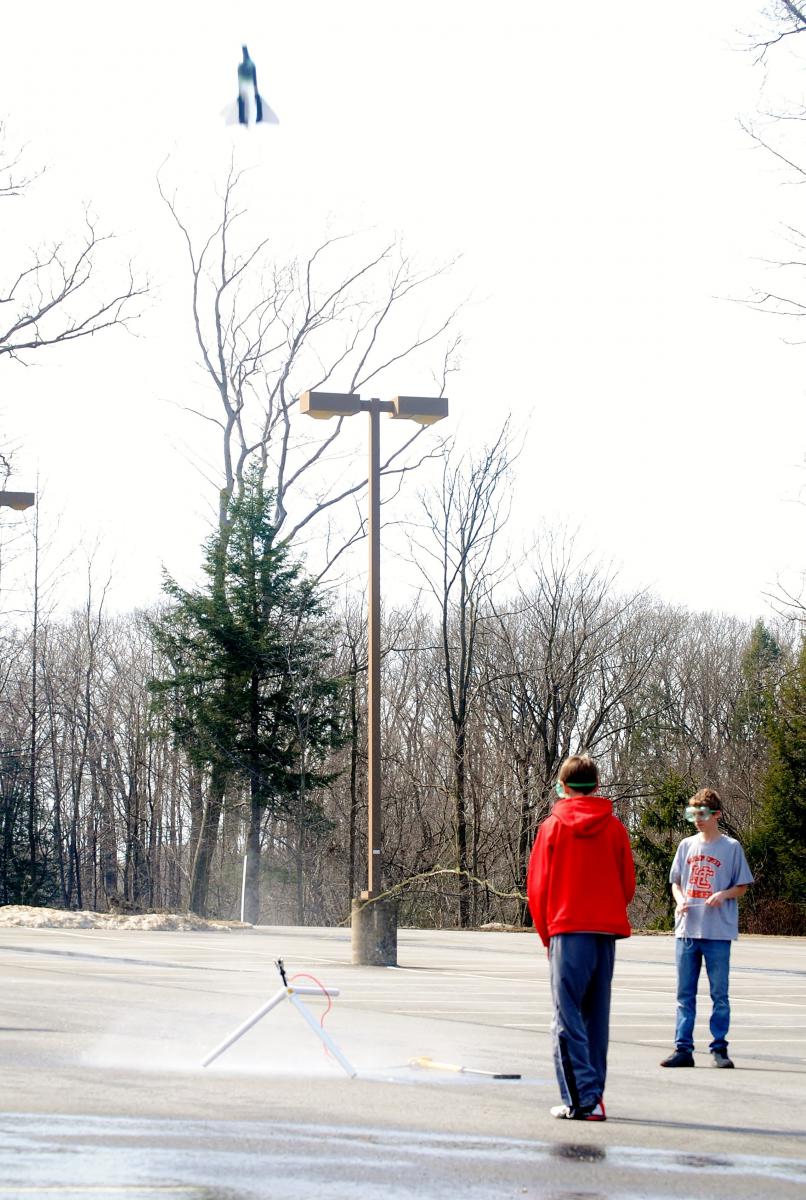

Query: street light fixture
<box><xmin>300</xmin><ymin>390</ymin><xmax>449</xmax><ymax>965</ymax></box>
<box><xmin>0</xmin><ymin>492</ymin><xmax>35</xmax><ymax>511</ymax></box>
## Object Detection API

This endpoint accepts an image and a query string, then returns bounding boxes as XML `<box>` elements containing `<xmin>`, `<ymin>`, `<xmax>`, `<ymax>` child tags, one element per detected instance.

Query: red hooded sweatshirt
<box><xmin>526</xmin><ymin>796</ymin><xmax>636</xmax><ymax>947</ymax></box>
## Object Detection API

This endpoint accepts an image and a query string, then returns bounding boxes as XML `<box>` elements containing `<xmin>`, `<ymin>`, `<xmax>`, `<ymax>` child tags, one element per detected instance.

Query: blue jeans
<box><xmin>674</xmin><ymin>937</ymin><xmax>731</xmax><ymax>1053</ymax></box>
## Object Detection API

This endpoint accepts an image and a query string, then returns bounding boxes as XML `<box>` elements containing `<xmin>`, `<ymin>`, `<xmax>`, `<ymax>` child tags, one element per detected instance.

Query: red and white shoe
<box><xmin>550</xmin><ymin>1098</ymin><xmax>606</xmax><ymax>1121</ymax></box>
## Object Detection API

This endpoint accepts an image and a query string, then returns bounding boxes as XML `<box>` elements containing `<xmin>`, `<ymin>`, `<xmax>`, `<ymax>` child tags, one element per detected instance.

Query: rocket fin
<box><xmin>255</xmin><ymin>94</ymin><xmax>279</xmax><ymax>125</ymax></box>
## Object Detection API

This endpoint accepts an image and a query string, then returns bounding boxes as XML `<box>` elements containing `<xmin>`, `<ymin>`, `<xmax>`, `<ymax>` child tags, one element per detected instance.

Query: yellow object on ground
<box><xmin>410</xmin><ymin>1055</ymin><xmax>521</xmax><ymax>1080</ymax></box>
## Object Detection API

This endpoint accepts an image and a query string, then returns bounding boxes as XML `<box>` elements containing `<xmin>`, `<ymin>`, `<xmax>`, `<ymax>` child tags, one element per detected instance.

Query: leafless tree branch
<box><xmin>159</xmin><ymin>163</ymin><xmax>462</xmax><ymax>579</ymax></box>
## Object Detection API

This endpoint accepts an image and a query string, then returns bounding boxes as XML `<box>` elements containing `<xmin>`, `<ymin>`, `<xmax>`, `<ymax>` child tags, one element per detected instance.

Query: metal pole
<box><xmin>366</xmin><ymin>399</ymin><xmax>382</xmax><ymax>898</ymax></box>
<box><xmin>240</xmin><ymin>854</ymin><xmax>248</xmax><ymax>923</ymax></box>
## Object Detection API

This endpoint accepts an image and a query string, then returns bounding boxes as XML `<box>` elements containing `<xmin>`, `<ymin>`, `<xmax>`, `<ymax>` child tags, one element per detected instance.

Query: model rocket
<box><xmin>224</xmin><ymin>46</ymin><xmax>279</xmax><ymax>127</ymax></box>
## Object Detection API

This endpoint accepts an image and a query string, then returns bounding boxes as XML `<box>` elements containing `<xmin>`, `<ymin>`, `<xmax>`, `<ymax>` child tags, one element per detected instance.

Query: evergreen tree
<box><xmin>632</xmin><ymin>770</ymin><xmax>692</xmax><ymax>928</ymax></box>
<box><xmin>0</xmin><ymin>744</ymin><xmax>59</xmax><ymax>906</ymax></box>
<box><xmin>748</xmin><ymin>639</ymin><xmax>806</xmax><ymax>908</ymax></box>
<box><xmin>150</xmin><ymin>472</ymin><xmax>346</xmax><ymax>920</ymax></box>
<box><xmin>733</xmin><ymin>620</ymin><xmax>781</xmax><ymax>745</ymax></box>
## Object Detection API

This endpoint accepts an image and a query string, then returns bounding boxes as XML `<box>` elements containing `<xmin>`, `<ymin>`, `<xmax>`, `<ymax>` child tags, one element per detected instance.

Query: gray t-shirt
<box><xmin>669</xmin><ymin>833</ymin><xmax>754</xmax><ymax>940</ymax></box>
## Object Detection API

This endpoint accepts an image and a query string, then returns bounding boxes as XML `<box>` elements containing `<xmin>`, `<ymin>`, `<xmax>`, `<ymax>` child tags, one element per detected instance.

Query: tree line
<box><xmin>1</xmin><ymin>94</ymin><xmax>804</xmax><ymax>934</ymax></box>
<box><xmin>1</xmin><ymin>462</ymin><xmax>803</xmax><ymax>933</ymax></box>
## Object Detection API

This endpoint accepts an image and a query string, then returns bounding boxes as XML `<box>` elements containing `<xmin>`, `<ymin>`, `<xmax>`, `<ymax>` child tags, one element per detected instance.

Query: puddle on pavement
<box><xmin>673</xmin><ymin>1153</ymin><xmax>734</xmax><ymax>1170</ymax></box>
<box><xmin>609</xmin><ymin>1143</ymin><xmax>806</xmax><ymax>1185</ymax></box>
<box><xmin>550</xmin><ymin>1143</ymin><xmax>607</xmax><ymax>1164</ymax></box>
<box><xmin>542</xmin><ymin>1193</ymin><xmax>608</xmax><ymax>1200</ymax></box>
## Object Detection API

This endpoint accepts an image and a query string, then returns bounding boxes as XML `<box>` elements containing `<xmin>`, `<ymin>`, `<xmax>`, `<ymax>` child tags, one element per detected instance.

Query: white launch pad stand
<box><xmin>201</xmin><ymin>958</ymin><xmax>357</xmax><ymax>1078</ymax></box>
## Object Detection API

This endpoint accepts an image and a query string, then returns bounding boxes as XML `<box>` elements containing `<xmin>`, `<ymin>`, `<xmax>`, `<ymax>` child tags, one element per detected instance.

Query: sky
<box><xmin>2</xmin><ymin>0</ymin><xmax>805</xmax><ymax>623</ymax></box>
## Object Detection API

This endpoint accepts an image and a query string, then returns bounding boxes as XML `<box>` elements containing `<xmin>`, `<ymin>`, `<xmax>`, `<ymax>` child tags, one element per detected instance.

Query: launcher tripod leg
<box><xmin>202</xmin><ymin>986</ymin><xmax>288</xmax><ymax>1068</ymax></box>
<box><xmin>288</xmin><ymin>990</ymin><xmax>357</xmax><ymax>1078</ymax></box>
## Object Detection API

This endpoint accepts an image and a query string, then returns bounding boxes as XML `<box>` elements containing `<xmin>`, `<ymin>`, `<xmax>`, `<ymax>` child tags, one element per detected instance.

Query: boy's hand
<box><xmin>705</xmin><ymin>891</ymin><xmax>725</xmax><ymax>907</ymax></box>
<box><xmin>675</xmin><ymin>899</ymin><xmax>689</xmax><ymax>914</ymax></box>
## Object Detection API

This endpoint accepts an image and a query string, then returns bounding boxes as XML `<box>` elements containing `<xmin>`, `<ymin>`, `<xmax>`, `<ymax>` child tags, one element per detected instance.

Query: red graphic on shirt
<box><xmin>686</xmin><ymin>855</ymin><xmax>719</xmax><ymax>900</ymax></box>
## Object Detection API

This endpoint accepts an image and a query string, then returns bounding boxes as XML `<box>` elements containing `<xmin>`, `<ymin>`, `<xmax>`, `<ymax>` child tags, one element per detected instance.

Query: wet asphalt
<box><xmin>0</xmin><ymin>924</ymin><xmax>804</xmax><ymax>1198</ymax></box>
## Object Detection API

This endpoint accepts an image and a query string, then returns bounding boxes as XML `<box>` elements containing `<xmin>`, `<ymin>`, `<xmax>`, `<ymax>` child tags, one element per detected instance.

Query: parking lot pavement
<box><xmin>0</xmin><ymin>925</ymin><xmax>804</xmax><ymax>1198</ymax></box>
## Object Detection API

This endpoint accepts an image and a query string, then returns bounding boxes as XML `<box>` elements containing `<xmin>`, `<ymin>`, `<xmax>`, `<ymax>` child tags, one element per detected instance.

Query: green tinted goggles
<box><xmin>556</xmin><ymin>780</ymin><xmax>597</xmax><ymax>796</ymax></box>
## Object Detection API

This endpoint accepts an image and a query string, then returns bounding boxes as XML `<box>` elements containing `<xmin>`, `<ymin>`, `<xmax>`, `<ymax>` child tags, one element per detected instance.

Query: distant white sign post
<box><xmin>240</xmin><ymin>855</ymin><xmax>248</xmax><ymax>924</ymax></box>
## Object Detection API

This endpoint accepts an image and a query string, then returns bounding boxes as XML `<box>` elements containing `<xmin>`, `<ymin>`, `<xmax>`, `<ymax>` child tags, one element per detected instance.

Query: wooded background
<box><xmin>3</xmin><ymin>1</ymin><xmax>806</xmax><ymax>934</ymax></box>
<box><xmin>2</xmin><ymin>501</ymin><xmax>803</xmax><ymax>933</ymax></box>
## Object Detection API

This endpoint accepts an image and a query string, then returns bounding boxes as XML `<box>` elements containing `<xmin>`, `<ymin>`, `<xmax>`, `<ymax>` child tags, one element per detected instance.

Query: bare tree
<box><xmin>482</xmin><ymin>535</ymin><xmax>659</xmax><ymax>921</ymax></box>
<box><xmin>158</xmin><ymin>161</ymin><xmax>459</xmax><ymax>551</ymax></box>
<box><xmin>333</xmin><ymin>596</ymin><xmax>368</xmax><ymax>904</ymax></box>
<box><xmin>408</xmin><ymin>426</ymin><xmax>515</xmax><ymax>926</ymax></box>
<box><xmin>765</xmin><ymin>574</ymin><xmax>806</xmax><ymax>626</ymax></box>
<box><xmin>158</xmin><ymin>160</ymin><xmax>460</xmax><ymax>913</ymax></box>
<box><xmin>763</xmin><ymin>461</ymin><xmax>806</xmax><ymax>627</ymax></box>
<box><xmin>747</xmin><ymin>2</ymin><xmax>806</xmax><ymax>61</ymax></box>
<box><xmin>0</xmin><ymin>126</ymin><xmax>146</xmax><ymax>362</ymax></box>
<box><xmin>729</xmin><ymin>15</ymin><xmax>806</xmax><ymax>626</ymax></box>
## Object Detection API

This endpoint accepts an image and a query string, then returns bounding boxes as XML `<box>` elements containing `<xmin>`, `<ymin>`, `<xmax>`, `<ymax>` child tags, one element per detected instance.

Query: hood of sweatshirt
<box><xmin>551</xmin><ymin>795</ymin><xmax>613</xmax><ymax>837</ymax></box>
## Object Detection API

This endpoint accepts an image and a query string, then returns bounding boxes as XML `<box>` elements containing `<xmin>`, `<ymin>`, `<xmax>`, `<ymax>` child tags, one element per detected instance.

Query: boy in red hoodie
<box><xmin>527</xmin><ymin>754</ymin><xmax>635</xmax><ymax>1121</ymax></box>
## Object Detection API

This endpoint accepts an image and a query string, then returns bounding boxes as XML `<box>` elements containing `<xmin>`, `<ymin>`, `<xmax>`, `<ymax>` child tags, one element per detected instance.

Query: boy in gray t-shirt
<box><xmin>660</xmin><ymin>788</ymin><xmax>753</xmax><ymax>1070</ymax></box>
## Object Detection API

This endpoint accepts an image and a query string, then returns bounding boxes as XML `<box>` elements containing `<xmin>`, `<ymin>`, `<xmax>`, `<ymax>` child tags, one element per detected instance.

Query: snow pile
<box><xmin>0</xmin><ymin>905</ymin><xmax>243</xmax><ymax>931</ymax></box>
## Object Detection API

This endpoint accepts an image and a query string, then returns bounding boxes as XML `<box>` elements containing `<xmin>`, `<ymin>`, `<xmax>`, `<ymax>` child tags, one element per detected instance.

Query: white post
<box><xmin>240</xmin><ymin>854</ymin><xmax>248</xmax><ymax>923</ymax></box>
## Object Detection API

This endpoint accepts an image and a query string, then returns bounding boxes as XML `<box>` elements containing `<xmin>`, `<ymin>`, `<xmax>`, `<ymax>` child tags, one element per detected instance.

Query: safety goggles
<box><xmin>685</xmin><ymin>806</ymin><xmax>717</xmax><ymax>820</ymax></box>
<box><xmin>555</xmin><ymin>780</ymin><xmax>597</xmax><ymax>796</ymax></box>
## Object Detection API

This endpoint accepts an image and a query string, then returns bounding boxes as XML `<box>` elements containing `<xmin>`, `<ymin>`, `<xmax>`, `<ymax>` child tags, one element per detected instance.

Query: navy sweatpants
<box><xmin>549</xmin><ymin>932</ymin><xmax>616</xmax><ymax>1110</ymax></box>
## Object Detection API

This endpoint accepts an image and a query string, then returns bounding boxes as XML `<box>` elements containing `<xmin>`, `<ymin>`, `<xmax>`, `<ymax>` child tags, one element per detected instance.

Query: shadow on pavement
<box><xmin>612</xmin><ymin>1116</ymin><xmax>806</xmax><ymax>1139</ymax></box>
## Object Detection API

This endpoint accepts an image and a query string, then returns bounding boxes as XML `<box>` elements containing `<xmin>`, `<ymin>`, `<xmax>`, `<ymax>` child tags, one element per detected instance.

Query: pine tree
<box><xmin>0</xmin><ymin>744</ymin><xmax>59</xmax><ymax>906</ymax></box>
<box><xmin>733</xmin><ymin>620</ymin><xmax>781</xmax><ymax>745</ymax></box>
<box><xmin>632</xmin><ymin>770</ymin><xmax>693</xmax><ymax>928</ymax></box>
<box><xmin>748</xmin><ymin>639</ymin><xmax>806</xmax><ymax>910</ymax></box>
<box><xmin>150</xmin><ymin>471</ymin><xmax>346</xmax><ymax>920</ymax></box>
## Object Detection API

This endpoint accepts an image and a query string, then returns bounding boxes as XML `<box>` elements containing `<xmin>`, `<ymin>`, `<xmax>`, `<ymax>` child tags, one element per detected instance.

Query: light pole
<box><xmin>0</xmin><ymin>492</ymin><xmax>35</xmax><ymax>511</ymax></box>
<box><xmin>300</xmin><ymin>391</ymin><xmax>449</xmax><ymax>964</ymax></box>
<box><xmin>0</xmin><ymin>489</ymin><xmax>37</xmax><ymax>881</ymax></box>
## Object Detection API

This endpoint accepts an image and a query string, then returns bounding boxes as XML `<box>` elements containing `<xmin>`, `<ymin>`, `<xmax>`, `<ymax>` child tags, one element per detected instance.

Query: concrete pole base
<box><xmin>351</xmin><ymin>896</ymin><xmax>398</xmax><ymax>966</ymax></box>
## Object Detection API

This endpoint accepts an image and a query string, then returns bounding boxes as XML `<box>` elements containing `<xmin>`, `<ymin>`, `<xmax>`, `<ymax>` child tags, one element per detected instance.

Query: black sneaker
<box><xmin>550</xmin><ymin>1099</ymin><xmax>606</xmax><ymax>1121</ymax></box>
<box><xmin>711</xmin><ymin>1050</ymin><xmax>734</xmax><ymax>1068</ymax></box>
<box><xmin>660</xmin><ymin>1049</ymin><xmax>695</xmax><ymax>1068</ymax></box>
